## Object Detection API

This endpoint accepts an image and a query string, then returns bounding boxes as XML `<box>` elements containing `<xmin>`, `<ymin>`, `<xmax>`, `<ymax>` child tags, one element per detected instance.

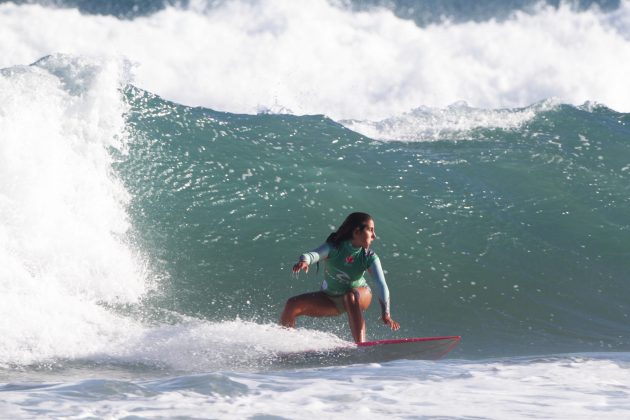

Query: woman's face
<box><xmin>352</xmin><ymin>219</ymin><xmax>376</xmax><ymax>249</ymax></box>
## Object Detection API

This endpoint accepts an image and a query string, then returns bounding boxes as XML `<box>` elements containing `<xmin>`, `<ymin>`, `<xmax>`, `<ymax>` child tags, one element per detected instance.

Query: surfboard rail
<box><xmin>357</xmin><ymin>335</ymin><xmax>461</xmax><ymax>361</ymax></box>
<box><xmin>274</xmin><ymin>335</ymin><xmax>461</xmax><ymax>367</ymax></box>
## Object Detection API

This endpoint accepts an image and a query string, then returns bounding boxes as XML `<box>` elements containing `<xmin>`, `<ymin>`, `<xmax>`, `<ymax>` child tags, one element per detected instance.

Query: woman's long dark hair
<box><xmin>326</xmin><ymin>212</ymin><xmax>373</xmax><ymax>248</ymax></box>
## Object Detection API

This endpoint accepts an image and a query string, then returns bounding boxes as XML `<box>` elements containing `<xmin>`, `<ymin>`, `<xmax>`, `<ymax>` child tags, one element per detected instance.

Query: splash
<box><xmin>0</xmin><ymin>54</ymin><xmax>148</xmax><ymax>366</ymax></box>
<box><xmin>1</xmin><ymin>1</ymin><xmax>629</xmax><ymax>121</ymax></box>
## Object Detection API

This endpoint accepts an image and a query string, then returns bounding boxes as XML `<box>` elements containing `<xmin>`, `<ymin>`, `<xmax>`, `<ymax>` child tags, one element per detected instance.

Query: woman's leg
<box><xmin>343</xmin><ymin>286</ymin><xmax>372</xmax><ymax>343</ymax></box>
<box><xmin>280</xmin><ymin>291</ymin><xmax>342</xmax><ymax>327</ymax></box>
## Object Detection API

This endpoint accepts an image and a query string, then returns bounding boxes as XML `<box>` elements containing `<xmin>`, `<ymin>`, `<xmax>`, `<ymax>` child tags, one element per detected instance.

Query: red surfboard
<box><xmin>275</xmin><ymin>336</ymin><xmax>460</xmax><ymax>367</ymax></box>
<box><xmin>355</xmin><ymin>336</ymin><xmax>461</xmax><ymax>362</ymax></box>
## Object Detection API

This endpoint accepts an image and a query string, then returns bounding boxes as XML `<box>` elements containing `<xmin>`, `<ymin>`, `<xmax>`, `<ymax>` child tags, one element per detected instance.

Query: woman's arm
<box><xmin>368</xmin><ymin>258</ymin><xmax>390</xmax><ymax>315</ymax></box>
<box><xmin>368</xmin><ymin>258</ymin><xmax>400</xmax><ymax>331</ymax></box>
<box><xmin>293</xmin><ymin>243</ymin><xmax>331</xmax><ymax>273</ymax></box>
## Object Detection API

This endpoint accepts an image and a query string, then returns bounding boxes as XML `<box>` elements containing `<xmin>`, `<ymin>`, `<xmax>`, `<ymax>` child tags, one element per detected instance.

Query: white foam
<box><xmin>204</xmin><ymin>356</ymin><xmax>630</xmax><ymax>418</ymax></box>
<box><xmin>1</xmin><ymin>0</ymin><xmax>629</xmax><ymax>122</ymax></box>
<box><xmin>3</xmin><ymin>354</ymin><xmax>630</xmax><ymax>418</ymax></box>
<box><xmin>104</xmin><ymin>319</ymin><xmax>349</xmax><ymax>371</ymax></box>
<box><xmin>0</xmin><ymin>54</ymin><xmax>148</xmax><ymax>366</ymax></box>
<box><xmin>341</xmin><ymin>100</ymin><xmax>558</xmax><ymax>141</ymax></box>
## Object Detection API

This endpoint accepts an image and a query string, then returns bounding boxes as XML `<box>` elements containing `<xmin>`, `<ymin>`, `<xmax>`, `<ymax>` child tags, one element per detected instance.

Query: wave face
<box><xmin>119</xmin><ymin>85</ymin><xmax>630</xmax><ymax>357</ymax></box>
<box><xmin>1</xmin><ymin>0</ymin><xmax>630</xmax><ymax>121</ymax></box>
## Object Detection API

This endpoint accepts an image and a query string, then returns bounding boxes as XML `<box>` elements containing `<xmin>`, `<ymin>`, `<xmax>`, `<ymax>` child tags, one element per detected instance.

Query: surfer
<box><xmin>280</xmin><ymin>212</ymin><xmax>400</xmax><ymax>343</ymax></box>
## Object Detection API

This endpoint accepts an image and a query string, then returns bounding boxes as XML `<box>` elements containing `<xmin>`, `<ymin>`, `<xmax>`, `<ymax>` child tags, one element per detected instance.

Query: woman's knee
<box><xmin>350</xmin><ymin>287</ymin><xmax>372</xmax><ymax>310</ymax></box>
<box><xmin>284</xmin><ymin>296</ymin><xmax>299</xmax><ymax>311</ymax></box>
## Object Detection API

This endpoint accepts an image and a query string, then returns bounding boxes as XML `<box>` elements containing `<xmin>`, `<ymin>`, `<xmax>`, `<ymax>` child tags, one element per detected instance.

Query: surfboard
<box><xmin>275</xmin><ymin>336</ymin><xmax>460</xmax><ymax>367</ymax></box>
<box><xmin>357</xmin><ymin>336</ymin><xmax>461</xmax><ymax>361</ymax></box>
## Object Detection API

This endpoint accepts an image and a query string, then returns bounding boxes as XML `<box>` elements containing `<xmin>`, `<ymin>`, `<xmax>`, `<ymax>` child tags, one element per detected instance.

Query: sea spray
<box><xmin>1</xmin><ymin>1</ymin><xmax>630</xmax><ymax>120</ymax></box>
<box><xmin>0</xmin><ymin>55</ymin><xmax>148</xmax><ymax>366</ymax></box>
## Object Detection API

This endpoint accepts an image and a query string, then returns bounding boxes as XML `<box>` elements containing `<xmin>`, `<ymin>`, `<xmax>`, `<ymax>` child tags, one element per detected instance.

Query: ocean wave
<box><xmin>1</xmin><ymin>50</ymin><xmax>630</xmax><ymax>368</ymax></box>
<box><xmin>0</xmin><ymin>54</ymin><xmax>150</xmax><ymax>366</ymax></box>
<box><xmin>1</xmin><ymin>0</ymin><xmax>629</xmax><ymax>121</ymax></box>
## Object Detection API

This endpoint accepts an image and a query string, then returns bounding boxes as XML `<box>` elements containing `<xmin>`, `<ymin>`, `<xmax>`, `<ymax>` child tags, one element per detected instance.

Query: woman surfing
<box><xmin>280</xmin><ymin>212</ymin><xmax>400</xmax><ymax>343</ymax></box>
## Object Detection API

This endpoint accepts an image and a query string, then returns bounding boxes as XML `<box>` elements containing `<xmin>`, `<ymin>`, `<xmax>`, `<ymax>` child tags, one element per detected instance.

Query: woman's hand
<box><xmin>382</xmin><ymin>313</ymin><xmax>400</xmax><ymax>331</ymax></box>
<box><xmin>292</xmin><ymin>260</ymin><xmax>309</xmax><ymax>273</ymax></box>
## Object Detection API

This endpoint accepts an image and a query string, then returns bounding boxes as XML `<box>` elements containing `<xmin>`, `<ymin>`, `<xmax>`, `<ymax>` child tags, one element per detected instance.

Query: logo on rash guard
<box><xmin>336</xmin><ymin>272</ymin><xmax>351</xmax><ymax>284</ymax></box>
<box><xmin>345</xmin><ymin>256</ymin><xmax>354</xmax><ymax>264</ymax></box>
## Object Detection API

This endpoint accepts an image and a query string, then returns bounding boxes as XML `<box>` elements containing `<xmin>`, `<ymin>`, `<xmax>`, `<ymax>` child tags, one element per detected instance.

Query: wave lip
<box><xmin>341</xmin><ymin>100</ymin><xmax>558</xmax><ymax>141</ymax></box>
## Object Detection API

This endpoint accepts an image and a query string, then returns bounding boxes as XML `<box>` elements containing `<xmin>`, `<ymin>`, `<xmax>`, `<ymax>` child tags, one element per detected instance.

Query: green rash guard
<box><xmin>299</xmin><ymin>241</ymin><xmax>391</xmax><ymax>315</ymax></box>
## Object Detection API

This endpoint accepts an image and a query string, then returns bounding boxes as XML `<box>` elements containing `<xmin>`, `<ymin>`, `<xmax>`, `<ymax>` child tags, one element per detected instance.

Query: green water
<box><xmin>118</xmin><ymin>88</ymin><xmax>630</xmax><ymax>356</ymax></box>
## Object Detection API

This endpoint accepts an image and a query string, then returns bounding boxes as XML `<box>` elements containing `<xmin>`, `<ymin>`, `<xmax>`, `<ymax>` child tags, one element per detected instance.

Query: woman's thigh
<box><xmin>289</xmin><ymin>291</ymin><xmax>343</xmax><ymax>317</ymax></box>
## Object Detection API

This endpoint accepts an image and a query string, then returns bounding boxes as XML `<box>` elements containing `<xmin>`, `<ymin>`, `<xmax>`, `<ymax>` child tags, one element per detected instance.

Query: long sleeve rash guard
<box><xmin>299</xmin><ymin>241</ymin><xmax>391</xmax><ymax>315</ymax></box>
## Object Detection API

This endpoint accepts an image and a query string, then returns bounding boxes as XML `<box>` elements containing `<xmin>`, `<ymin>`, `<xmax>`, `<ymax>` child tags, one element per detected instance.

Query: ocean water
<box><xmin>1</xmin><ymin>0</ymin><xmax>630</xmax><ymax>418</ymax></box>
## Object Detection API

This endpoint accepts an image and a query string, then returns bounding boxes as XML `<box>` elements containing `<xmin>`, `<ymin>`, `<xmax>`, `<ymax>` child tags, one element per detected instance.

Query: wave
<box><xmin>1</xmin><ymin>0</ymin><xmax>629</xmax><ymax>121</ymax></box>
<box><xmin>0</xmin><ymin>55</ymin><xmax>352</xmax><ymax>369</ymax></box>
<box><xmin>5</xmin><ymin>353</ymin><xmax>630</xmax><ymax>418</ymax></box>
<box><xmin>119</xmin><ymin>79</ymin><xmax>630</xmax><ymax>357</ymax></box>
<box><xmin>0</xmin><ymin>55</ymin><xmax>151</xmax><ymax>365</ymax></box>
<box><xmin>1</xmin><ymin>45</ymin><xmax>630</xmax><ymax>368</ymax></box>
